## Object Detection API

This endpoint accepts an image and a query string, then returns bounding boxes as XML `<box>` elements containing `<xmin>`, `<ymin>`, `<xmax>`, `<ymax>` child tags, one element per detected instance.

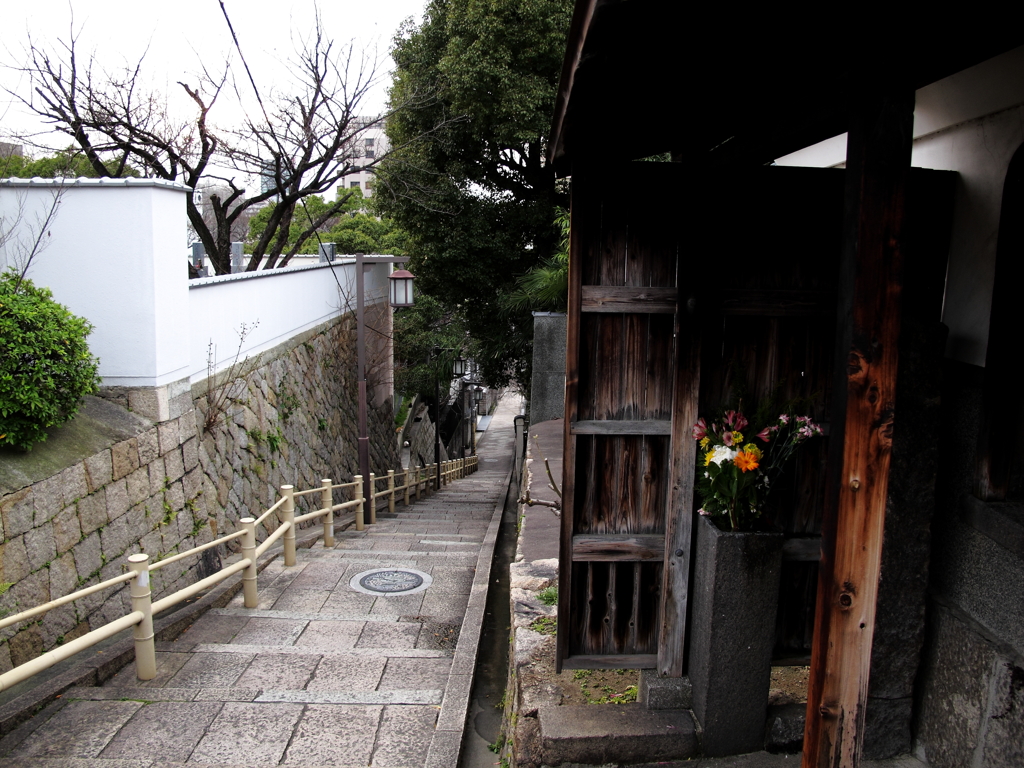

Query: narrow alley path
<box><xmin>0</xmin><ymin>396</ymin><xmax>522</xmax><ymax>768</ymax></box>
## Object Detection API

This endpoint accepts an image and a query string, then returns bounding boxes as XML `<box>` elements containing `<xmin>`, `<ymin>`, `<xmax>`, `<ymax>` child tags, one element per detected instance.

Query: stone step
<box><xmin>537</xmin><ymin>704</ymin><xmax>699</xmax><ymax>765</ymax></box>
<box><xmin>65</xmin><ymin>686</ymin><xmax>444</xmax><ymax>706</ymax></box>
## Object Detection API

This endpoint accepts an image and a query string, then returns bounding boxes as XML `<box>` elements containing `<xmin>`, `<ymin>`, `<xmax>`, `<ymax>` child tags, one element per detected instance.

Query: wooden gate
<box><xmin>557</xmin><ymin>162</ymin><xmax>687</xmax><ymax>671</ymax></box>
<box><xmin>557</xmin><ymin>162</ymin><xmax>953</xmax><ymax>674</ymax></box>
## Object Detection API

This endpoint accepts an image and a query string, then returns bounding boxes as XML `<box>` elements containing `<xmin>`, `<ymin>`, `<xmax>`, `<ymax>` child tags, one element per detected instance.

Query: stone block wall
<box><xmin>0</xmin><ymin>409</ymin><xmax>213</xmax><ymax>671</ymax></box>
<box><xmin>194</xmin><ymin>313</ymin><xmax>399</xmax><ymax>540</ymax></box>
<box><xmin>911</xmin><ymin>361</ymin><xmax>1024</xmax><ymax>766</ymax></box>
<box><xmin>0</xmin><ymin>310</ymin><xmax>399</xmax><ymax>672</ymax></box>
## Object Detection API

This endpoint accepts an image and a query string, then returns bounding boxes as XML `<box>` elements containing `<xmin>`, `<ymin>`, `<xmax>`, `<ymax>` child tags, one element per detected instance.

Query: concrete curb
<box><xmin>0</xmin><ymin>512</ymin><xmax>356</xmax><ymax>739</ymax></box>
<box><xmin>425</xmin><ymin>465</ymin><xmax>514</xmax><ymax>768</ymax></box>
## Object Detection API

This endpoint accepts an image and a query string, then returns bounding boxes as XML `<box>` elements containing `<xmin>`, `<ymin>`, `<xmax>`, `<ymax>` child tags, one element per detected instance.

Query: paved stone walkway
<box><xmin>0</xmin><ymin>397</ymin><xmax>521</xmax><ymax>768</ymax></box>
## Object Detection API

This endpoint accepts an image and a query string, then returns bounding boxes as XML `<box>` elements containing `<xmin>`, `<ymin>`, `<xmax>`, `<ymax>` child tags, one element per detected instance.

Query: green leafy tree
<box><xmin>0</xmin><ymin>271</ymin><xmax>100</xmax><ymax>451</ymax></box>
<box><xmin>328</xmin><ymin>212</ymin><xmax>409</xmax><ymax>255</ymax></box>
<box><xmin>0</xmin><ymin>148</ymin><xmax>138</xmax><ymax>179</ymax></box>
<box><xmin>393</xmin><ymin>294</ymin><xmax>469</xmax><ymax>401</ymax></box>
<box><xmin>247</xmin><ymin>192</ymin><xmax>365</xmax><ymax>255</ymax></box>
<box><xmin>375</xmin><ymin>0</ymin><xmax>573</xmax><ymax>388</ymax></box>
<box><xmin>503</xmin><ymin>207</ymin><xmax>569</xmax><ymax>313</ymax></box>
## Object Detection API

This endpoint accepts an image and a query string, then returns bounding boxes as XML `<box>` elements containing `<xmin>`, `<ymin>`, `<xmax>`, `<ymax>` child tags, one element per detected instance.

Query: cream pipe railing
<box><xmin>366</xmin><ymin>456</ymin><xmax>480</xmax><ymax>527</ymax></box>
<box><xmin>0</xmin><ymin>456</ymin><xmax>478</xmax><ymax>694</ymax></box>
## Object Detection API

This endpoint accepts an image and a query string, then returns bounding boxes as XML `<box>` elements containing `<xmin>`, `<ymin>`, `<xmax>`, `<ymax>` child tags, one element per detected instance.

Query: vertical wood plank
<box><xmin>557</xmin><ymin>169</ymin><xmax>590</xmax><ymax>671</ymax></box>
<box><xmin>803</xmin><ymin>90</ymin><xmax>914</xmax><ymax>768</ymax></box>
<box><xmin>658</xmin><ymin>290</ymin><xmax>701</xmax><ymax>676</ymax></box>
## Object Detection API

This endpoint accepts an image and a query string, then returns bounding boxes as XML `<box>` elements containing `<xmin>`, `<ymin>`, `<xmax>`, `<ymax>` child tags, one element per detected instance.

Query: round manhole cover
<box><xmin>350</xmin><ymin>567</ymin><xmax>432</xmax><ymax>595</ymax></box>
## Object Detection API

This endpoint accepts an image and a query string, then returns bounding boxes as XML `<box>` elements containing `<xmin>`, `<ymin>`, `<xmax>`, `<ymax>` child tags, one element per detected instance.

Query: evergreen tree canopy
<box><xmin>375</xmin><ymin>0</ymin><xmax>572</xmax><ymax>389</ymax></box>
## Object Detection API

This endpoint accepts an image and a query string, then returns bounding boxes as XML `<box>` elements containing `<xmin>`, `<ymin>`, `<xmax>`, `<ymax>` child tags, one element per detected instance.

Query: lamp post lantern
<box><xmin>356</xmin><ymin>253</ymin><xmax>413</xmax><ymax>525</ymax></box>
<box><xmin>388</xmin><ymin>269</ymin><xmax>415</xmax><ymax>308</ymax></box>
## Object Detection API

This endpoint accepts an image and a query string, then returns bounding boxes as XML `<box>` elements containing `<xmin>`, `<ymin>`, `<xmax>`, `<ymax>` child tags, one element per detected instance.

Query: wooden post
<box><xmin>241</xmin><ymin>518</ymin><xmax>258</xmax><ymax>607</ymax></box>
<box><xmin>803</xmin><ymin>89</ymin><xmax>914</xmax><ymax>768</ymax></box>
<box><xmin>368</xmin><ymin>472</ymin><xmax>377</xmax><ymax>525</ymax></box>
<box><xmin>657</xmin><ymin>293</ymin><xmax>701</xmax><ymax>677</ymax></box>
<box><xmin>128</xmin><ymin>554</ymin><xmax>156</xmax><ymax>681</ymax></box>
<box><xmin>321</xmin><ymin>479</ymin><xmax>334</xmax><ymax>548</ymax></box>
<box><xmin>404</xmin><ymin>469</ymin><xmax>411</xmax><ymax>506</ymax></box>
<box><xmin>387</xmin><ymin>469</ymin><xmax>396</xmax><ymax>515</ymax></box>
<box><xmin>353</xmin><ymin>475</ymin><xmax>364</xmax><ymax>531</ymax></box>
<box><xmin>415</xmin><ymin>467</ymin><xmax>422</xmax><ymax>501</ymax></box>
<box><xmin>281</xmin><ymin>485</ymin><xmax>296</xmax><ymax>566</ymax></box>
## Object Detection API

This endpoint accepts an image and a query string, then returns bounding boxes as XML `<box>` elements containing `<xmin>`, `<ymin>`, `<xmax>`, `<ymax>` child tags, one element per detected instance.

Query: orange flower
<box><xmin>734</xmin><ymin>450</ymin><xmax>759</xmax><ymax>473</ymax></box>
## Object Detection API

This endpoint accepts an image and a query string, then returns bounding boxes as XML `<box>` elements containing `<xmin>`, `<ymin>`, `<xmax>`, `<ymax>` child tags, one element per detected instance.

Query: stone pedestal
<box><xmin>689</xmin><ymin>515</ymin><xmax>783</xmax><ymax>756</ymax></box>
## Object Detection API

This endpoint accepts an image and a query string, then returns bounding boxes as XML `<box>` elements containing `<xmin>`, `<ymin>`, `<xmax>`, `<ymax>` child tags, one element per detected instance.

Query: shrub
<box><xmin>0</xmin><ymin>270</ymin><xmax>100</xmax><ymax>451</ymax></box>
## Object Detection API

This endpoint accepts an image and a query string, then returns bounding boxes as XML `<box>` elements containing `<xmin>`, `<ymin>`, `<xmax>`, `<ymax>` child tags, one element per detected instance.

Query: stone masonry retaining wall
<box><xmin>0</xmin><ymin>310</ymin><xmax>399</xmax><ymax>673</ymax></box>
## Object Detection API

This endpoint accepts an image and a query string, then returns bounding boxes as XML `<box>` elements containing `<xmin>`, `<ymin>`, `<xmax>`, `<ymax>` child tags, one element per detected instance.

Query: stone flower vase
<box><xmin>689</xmin><ymin>514</ymin><xmax>784</xmax><ymax>757</ymax></box>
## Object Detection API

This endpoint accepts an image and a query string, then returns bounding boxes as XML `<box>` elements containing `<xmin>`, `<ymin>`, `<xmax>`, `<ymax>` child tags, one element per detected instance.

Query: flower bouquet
<box><xmin>692</xmin><ymin>409</ymin><xmax>822</xmax><ymax>532</ymax></box>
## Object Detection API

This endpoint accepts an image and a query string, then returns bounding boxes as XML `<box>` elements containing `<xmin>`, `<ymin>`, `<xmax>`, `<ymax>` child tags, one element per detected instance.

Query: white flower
<box><xmin>709</xmin><ymin>445</ymin><xmax>738</xmax><ymax>466</ymax></box>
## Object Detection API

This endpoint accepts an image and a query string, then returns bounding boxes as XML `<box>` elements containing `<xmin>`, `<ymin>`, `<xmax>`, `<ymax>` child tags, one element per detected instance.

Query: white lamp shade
<box><xmin>389</xmin><ymin>269</ymin><xmax>415</xmax><ymax>307</ymax></box>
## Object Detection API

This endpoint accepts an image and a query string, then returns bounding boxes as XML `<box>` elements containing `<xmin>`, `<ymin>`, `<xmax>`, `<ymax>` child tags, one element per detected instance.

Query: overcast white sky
<box><xmin>1</xmin><ymin>0</ymin><xmax>428</xmax><ymax>154</ymax></box>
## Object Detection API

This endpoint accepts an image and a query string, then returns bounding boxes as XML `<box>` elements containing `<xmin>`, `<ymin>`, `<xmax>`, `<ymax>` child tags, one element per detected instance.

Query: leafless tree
<box><xmin>5</xmin><ymin>17</ymin><xmax>434</xmax><ymax>275</ymax></box>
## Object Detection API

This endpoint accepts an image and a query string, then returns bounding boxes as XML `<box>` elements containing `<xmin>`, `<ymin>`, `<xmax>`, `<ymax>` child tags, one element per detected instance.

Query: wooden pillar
<box><xmin>803</xmin><ymin>89</ymin><xmax>914</xmax><ymax>768</ymax></box>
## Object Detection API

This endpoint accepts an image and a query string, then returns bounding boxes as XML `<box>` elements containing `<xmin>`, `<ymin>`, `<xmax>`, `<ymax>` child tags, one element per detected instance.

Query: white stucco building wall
<box><xmin>775</xmin><ymin>45</ymin><xmax>1024</xmax><ymax>368</ymax></box>
<box><xmin>0</xmin><ymin>177</ymin><xmax>394</xmax><ymax>420</ymax></box>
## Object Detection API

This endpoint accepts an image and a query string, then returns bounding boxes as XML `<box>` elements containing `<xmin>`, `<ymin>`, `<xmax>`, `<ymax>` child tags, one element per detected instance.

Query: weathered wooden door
<box><xmin>557</xmin><ymin>162</ymin><xmax>688</xmax><ymax>671</ymax></box>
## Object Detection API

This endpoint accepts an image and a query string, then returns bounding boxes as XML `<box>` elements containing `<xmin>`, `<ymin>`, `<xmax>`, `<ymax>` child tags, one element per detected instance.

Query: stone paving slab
<box><xmin>0</xmin><ymin>396</ymin><xmax>520</xmax><ymax>767</ymax></box>
<box><xmin>99</xmin><ymin>702</ymin><xmax>223</xmax><ymax>762</ymax></box>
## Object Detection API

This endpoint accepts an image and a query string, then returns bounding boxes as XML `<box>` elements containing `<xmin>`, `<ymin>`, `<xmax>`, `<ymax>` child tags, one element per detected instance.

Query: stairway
<box><xmin>0</xmin><ymin>467</ymin><xmax>511</xmax><ymax>767</ymax></box>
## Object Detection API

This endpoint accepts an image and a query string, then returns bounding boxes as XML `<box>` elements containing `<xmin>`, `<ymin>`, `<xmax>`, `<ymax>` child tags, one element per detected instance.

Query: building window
<box><xmin>364</xmin><ymin>149</ymin><xmax>375</xmax><ymax>159</ymax></box>
<box><xmin>365</xmin><ymin>137</ymin><xmax>375</xmax><ymax>148</ymax></box>
<box><xmin>350</xmin><ymin>180</ymin><xmax>361</xmax><ymax>189</ymax></box>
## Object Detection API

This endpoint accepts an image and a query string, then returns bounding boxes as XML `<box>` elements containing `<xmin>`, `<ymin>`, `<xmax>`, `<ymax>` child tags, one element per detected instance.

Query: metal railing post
<box><xmin>241</xmin><ymin>518</ymin><xmax>258</xmax><ymax>608</ymax></box>
<box><xmin>387</xmin><ymin>470</ymin><xmax>396</xmax><ymax>515</ymax></box>
<box><xmin>353</xmin><ymin>474</ymin><xmax>365</xmax><ymax>531</ymax></box>
<box><xmin>368</xmin><ymin>472</ymin><xmax>377</xmax><ymax>525</ymax></box>
<box><xmin>281</xmin><ymin>485</ymin><xmax>296</xmax><ymax>566</ymax></box>
<box><xmin>128</xmin><ymin>554</ymin><xmax>156</xmax><ymax>681</ymax></box>
<box><xmin>322</xmin><ymin>479</ymin><xmax>334</xmax><ymax>548</ymax></box>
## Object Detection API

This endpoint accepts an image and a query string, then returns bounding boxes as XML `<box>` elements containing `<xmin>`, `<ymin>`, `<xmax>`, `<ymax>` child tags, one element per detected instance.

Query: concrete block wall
<box><xmin>528</xmin><ymin>313</ymin><xmax>566</xmax><ymax>424</ymax></box>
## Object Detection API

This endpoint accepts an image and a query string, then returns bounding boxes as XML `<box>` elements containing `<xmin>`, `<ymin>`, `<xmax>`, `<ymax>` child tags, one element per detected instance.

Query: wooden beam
<box><xmin>572</xmin><ymin>534</ymin><xmax>665</xmax><ymax>561</ymax></box>
<box><xmin>556</xmin><ymin>169</ymin><xmax>590</xmax><ymax>674</ymax></box>
<box><xmin>657</xmin><ymin>291</ymin><xmax>701</xmax><ymax>677</ymax></box>
<box><xmin>571</xmin><ymin>419</ymin><xmax>672</xmax><ymax>435</ymax></box>
<box><xmin>581</xmin><ymin>285</ymin><xmax>678</xmax><ymax>313</ymax></box>
<box><xmin>720</xmin><ymin>289</ymin><xmax>833</xmax><ymax>316</ymax></box>
<box><xmin>562</xmin><ymin>654</ymin><xmax>658</xmax><ymax>670</ymax></box>
<box><xmin>803</xmin><ymin>89</ymin><xmax>914</xmax><ymax>768</ymax></box>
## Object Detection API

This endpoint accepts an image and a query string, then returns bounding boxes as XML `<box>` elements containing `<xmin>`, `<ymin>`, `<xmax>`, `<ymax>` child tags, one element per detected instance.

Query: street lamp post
<box><xmin>356</xmin><ymin>252</ymin><xmax>414</xmax><ymax>525</ymax></box>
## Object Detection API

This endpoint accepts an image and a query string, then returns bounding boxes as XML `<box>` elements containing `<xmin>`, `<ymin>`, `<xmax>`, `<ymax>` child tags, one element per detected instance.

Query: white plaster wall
<box><xmin>0</xmin><ymin>178</ymin><xmax>191</xmax><ymax>386</ymax></box>
<box><xmin>774</xmin><ymin>45</ymin><xmax>1024</xmax><ymax>367</ymax></box>
<box><xmin>188</xmin><ymin>258</ymin><xmax>391</xmax><ymax>382</ymax></box>
<box><xmin>0</xmin><ymin>178</ymin><xmax>395</xmax><ymax>392</ymax></box>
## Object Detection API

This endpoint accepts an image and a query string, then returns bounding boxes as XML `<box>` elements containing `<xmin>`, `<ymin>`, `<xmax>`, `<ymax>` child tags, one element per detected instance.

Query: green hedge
<box><xmin>0</xmin><ymin>271</ymin><xmax>100</xmax><ymax>451</ymax></box>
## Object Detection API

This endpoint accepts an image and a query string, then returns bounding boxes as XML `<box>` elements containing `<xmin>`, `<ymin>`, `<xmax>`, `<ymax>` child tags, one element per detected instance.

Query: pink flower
<box><xmin>724</xmin><ymin>410</ymin><xmax>748</xmax><ymax>431</ymax></box>
<box><xmin>722</xmin><ymin>430</ymin><xmax>735</xmax><ymax>446</ymax></box>
<box><xmin>692</xmin><ymin>418</ymin><xmax>708</xmax><ymax>440</ymax></box>
<box><xmin>698</xmin><ymin>508</ymin><xmax>710</xmax><ymax>516</ymax></box>
<box><xmin>756</xmin><ymin>427</ymin><xmax>772</xmax><ymax>443</ymax></box>
<box><xmin>778</xmin><ymin>414</ymin><xmax>790</xmax><ymax>425</ymax></box>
